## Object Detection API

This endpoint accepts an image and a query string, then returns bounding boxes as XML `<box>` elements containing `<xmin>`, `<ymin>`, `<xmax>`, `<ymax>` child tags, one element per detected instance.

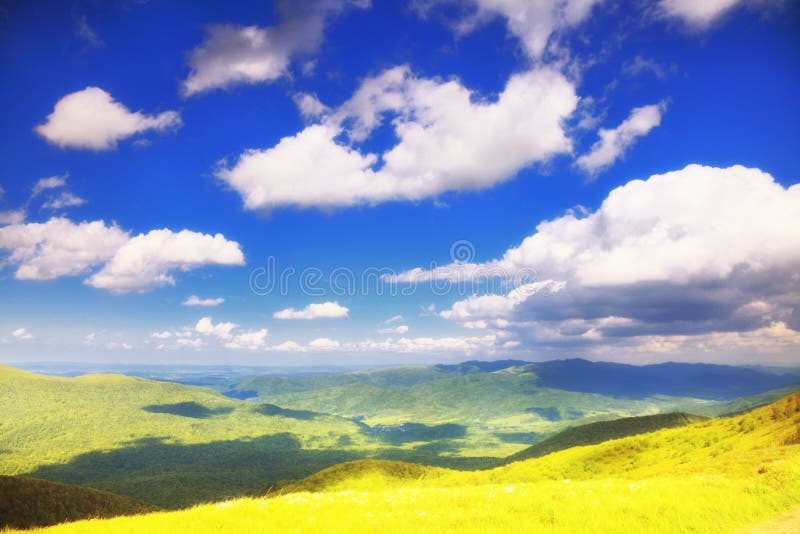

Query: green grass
<box><xmin>0</xmin><ymin>475</ymin><xmax>155</xmax><ymax>530</ymax></box>
<box><xmin>17</xmin><ymin>393</ymin><xmax>800</xmax><ymax>533</ymax></box>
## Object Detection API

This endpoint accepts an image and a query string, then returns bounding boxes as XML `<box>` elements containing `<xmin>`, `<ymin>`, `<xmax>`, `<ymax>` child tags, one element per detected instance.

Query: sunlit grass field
<box><xmin>17</xmin><ymin>393</ymin><xmax>800</xmax><ymax>533</ymax></box>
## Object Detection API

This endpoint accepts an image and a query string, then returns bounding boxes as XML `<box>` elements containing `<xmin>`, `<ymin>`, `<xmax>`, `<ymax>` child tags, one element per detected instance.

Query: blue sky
<box><xmin>1</xmin><ymin>0</ymin><xmax>799</xmax><ymax>365</ymax></box>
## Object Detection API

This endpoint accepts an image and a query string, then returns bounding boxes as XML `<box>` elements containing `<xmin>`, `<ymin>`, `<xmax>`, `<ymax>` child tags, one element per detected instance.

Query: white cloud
<box><xmin>400</xmin><ymin>165</ymin><xmax>800</xmax><ymax>359</ymax></box>
<box><xmin>308</xmin><ymin>337</ymin><xmax>341</xmax><ymax>349</ymax></box>
<box><xmin>35</xmin><ymin>87</ymin><xmax>181</xmax><ymax>150</ymax></box>
<box><xmin>85</xmin><ymin>229</ymin><xmax>244</xmax><ymax>293</ymax></box>
<box><xmin>576</xmin><ymin>102</ymin><xmax>666</xmax><ymax>175</ymax></box>
<box><xmin>403</xmin><ymin>165</ymin><xmax>800</xmax><ymax>287</ymax></box>
<box><xmin>183</xmin><ymin>295</ymin><xmax>225</xmax><ymax>307</ymax></box>
<box><xmin>382</xmin><ymin>314</ymin><xmax>405</xmax><ymax>324</ymax></box>
<box><xmin>195</xmin><ymin>316</ymin><xmax>238</xmax><ymax>340</ymax></box>
<box><xmin>182</xmin><ymin>0</ymin><xmax>369</xmax><ymax>95</ymax></box>
<box><xmin>294</xmin><ymin>92</ymin><xmax>330</xmax><ymax>119</ymax></box>
<box><xmin>274</xmin><ymin>301</ymin><xmax>350</xmax><ymax>320</ymax></box>
<box><xmin>151</xmin><ymin>330</ymin><xmax>173</xmax><ymax>340</ymax></box>
<box><xmin>0</xmin><ymin>218</ymin><xmax>244</xmax><ymax>292</ymax></box>
<box><xmin>226</xmin><ymin>329</ymin><xmax>268</xmax><ymax>350</ymax></box>
<box><xmin>218</xmin><ymin>66</ymin><xmax>577</xmax><ymax>210</ymax></box>
<box><xmin>31</xmin><ymin>174</ymin><xmax>67</xmax><ymax>196</ymax></box>
<box><xmin>267</xmin><ymin>333</ymin><xmax>499</xmax><ymax>355</ymax></box>
<box><xmin>439</xmin><ymin>280</ymin><xmax>566</xmax><ymax>322</ymax></box>
<box><xmin>0</xmin><ymin>210</ymin><xmax>25</xmax><ymax>225</ymax></box>
<box><xmin>12</xmin><ymin>327</ymin><xmax>33</xmax><ymax>340</ymax></box>
<box><xmin>0</xmin><ymin>217</ymin><xmax>129</xmax><ymax>280</ymax></box>
<box><xmin>415</xmin><ymin>0</ymin><xmax>601</xmax><ymax>59</ymax></box>
<box><xmin>193</xmin><ymin>317</ymin><xmax>267</xmax><ymax>350</ymax></box>
<box><xmin>357</xmin><ymin>334</ymin><xmax>498</xmax><ymax>354</ymax></box>
<box><xmin>42</xmin><ymin>192</ymin><xmax>87</xmax><ymax>210</ymax></box>
<box><xmin>658</xmin><ymin>0</ymin><xmax>742</xmax><ymax>28</ymax></box>
<box><xmin>378</xmin><ymin>324</ymin><xmax>409</xmax><ymax>335</ymax></box>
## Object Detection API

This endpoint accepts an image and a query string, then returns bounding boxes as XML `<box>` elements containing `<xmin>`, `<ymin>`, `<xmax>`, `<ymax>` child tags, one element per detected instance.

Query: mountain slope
<box><xmin>20</xmin><ymin>393</ymin><xmax>800</xmax><ymax>533</ymax></box>
<box><xmin>0</xmin><ymin>365</ymin><xmax>376</xmax><ymax>508</ymax></box>
<box><xmin>0</xmin><ymin>475</ymin><xmax>155</xmax><ymax>529</ymax></box>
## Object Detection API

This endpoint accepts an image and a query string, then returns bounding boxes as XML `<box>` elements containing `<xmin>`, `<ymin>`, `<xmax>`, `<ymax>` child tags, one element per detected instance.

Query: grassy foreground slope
<box><xmin>0</xmin><ymin>476</ymin><xmax>155</xmax><ymax>529</ymax></box>
<box><xmin>26</xmin><ymin>393</ymin><xmax>800</xmax><ymax>533</ymax></box>
<box><xmin>504</xmin><ymin>412</ymin><xmax>708</xmax><ymax>463</ymax></box>
<box><xmin>0</xmin><ymin>365</ymin><xmax>378</xmax><ymax>508</ymax></box>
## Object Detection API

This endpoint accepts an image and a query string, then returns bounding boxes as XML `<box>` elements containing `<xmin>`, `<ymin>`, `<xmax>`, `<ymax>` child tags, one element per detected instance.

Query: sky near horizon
<box><xmin>0</xmin><ymin>0</ymin><xmax>799</xmax><ymax>366</ymax></box>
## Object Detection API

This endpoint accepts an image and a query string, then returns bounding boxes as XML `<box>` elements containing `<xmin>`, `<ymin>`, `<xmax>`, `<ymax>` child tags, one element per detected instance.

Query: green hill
<box><xmin>0</xmin><ymin>475</ymin><xmax>155</xmax><ymax>530</ymax></box>
<box><xmin>2</xmin><ymin>362</ymin><xmax>795</xmax><ymax>512</ymax></box>
<box><xmin>504</xmin><ymin>412</ymin><xmax>709</xmax><ymax>463</ymax></box>
<box><xmin>16</xmin><ymin>393</ymin><xmax>800</xmax><ymax>533</ymax></box>
<box><xmin>0</xmin><ymin>365</ymin><xmax>378</xmax><ymax>509</ymax></box>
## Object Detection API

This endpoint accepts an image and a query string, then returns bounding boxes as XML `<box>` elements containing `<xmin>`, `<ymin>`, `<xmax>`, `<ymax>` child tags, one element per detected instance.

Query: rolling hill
<box><xmin>0</xmin><ymin>365</ymin><xmax>379</xmax><ymax>508</ymax></box>
<box><xmin>0</xmin><ymin>475</ymin><xmax>155</xmax><ymax>530</ymax></box>
<box><xmin>503</xmin><ymin>412</ymin><xmax>709</xmax><ymax>463</ymax></box>
<box><xmin>14</xmin><ymin>393</ymin><xmax>799</xmax><ymax>533</ymax></box>
<box><xmin>2</xmin><ymin>361</ymin><xmax>797</xmax><ymax>511</ymax></box>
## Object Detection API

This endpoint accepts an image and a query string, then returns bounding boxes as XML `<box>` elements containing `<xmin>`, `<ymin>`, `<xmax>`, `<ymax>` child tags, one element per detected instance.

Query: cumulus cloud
<box><xmin>182</xmin><ymin>0</ymin><xmax>369</xmax><ymax>95</ymax></box>
<box><xmin>0</xmin><ymin>217</ymin><xmax>129</xmax><ymax>280</ymax></box>
<box><xmin>35</xmin><ymin>87</ymin><xmax>181</xmax><ymax>150</ymax></box>
<box><xmin>85</xmin><ymin>229</ymin><xmax>244</xmax><ymax>292</ymax></box>
<box><xmin>274</xmin><ymin>301</ymin><xmax>350</xmax><ymax>319</ymax></box>
<box><xmin>12</xmin><ymin>327</ymin><xmax>33</xmax><ymax>340</ymax></box>
<box><xmin>193</xmin><ymin>317</ymin><xmax>268</xmax><ymax>350</ymax></box>
<box><xmin>226</xmin><ymin>329</ymin><xmax>269</xmax><ymax>350</ymax></box>
<box><xmin>0</xmin><ymin>218</ymin><xmax>243</xmax><ymax>292</ymax></box>
<box><xmin>183</xmin><ymin>295</ymin><xmax>225</xmax><ymax>307</ymax></box>
<box><xmin>218</xmin><ymin>66</ymin><xmax>577</xmax><ymax>210</ymax></box>
<box><xmin>398</xmin><ymin>165</ymin><xmax>800</xmax><ymax>359</ymax></box>
<box><xmin>576</xmin><ymin>102</ymin><xmax>666</xmax><ymax>175</ymax></box>
<box><xmin>415</xmin><ymin>0</ymin><xmax>601</xmax><ymax>58</ymax></box>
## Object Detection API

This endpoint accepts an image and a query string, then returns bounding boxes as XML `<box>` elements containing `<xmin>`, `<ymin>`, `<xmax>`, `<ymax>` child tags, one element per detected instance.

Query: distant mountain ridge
<box><xmin>227</xmin><ymin>358</ymin><xmax>800</xmax><ymax>403</ymax></box>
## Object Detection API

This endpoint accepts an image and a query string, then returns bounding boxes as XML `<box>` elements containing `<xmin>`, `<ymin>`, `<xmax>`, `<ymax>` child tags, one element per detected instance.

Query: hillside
<box><xmin>2</xmin><ymin>362</ymin><xmax>796</xmax><ymax>512</ymax></box>
<box><xmin>16</xmin><ymin>393</ymin><xmax>800</xmax><ymax>533</ymax></box>
<box><xmin>0</xmin><ymin>475</ymin><xmax>155</xmax><ymax>529</ymax></box>
<box><xmin>0</xmin><ymin>365</ymin><xmax>380</xmax><ymax>508</ymax></box>
<box><xmin>504</xmin><ymin>412</ymin><xmax>708</xmax><ymax>463</ymax></box>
